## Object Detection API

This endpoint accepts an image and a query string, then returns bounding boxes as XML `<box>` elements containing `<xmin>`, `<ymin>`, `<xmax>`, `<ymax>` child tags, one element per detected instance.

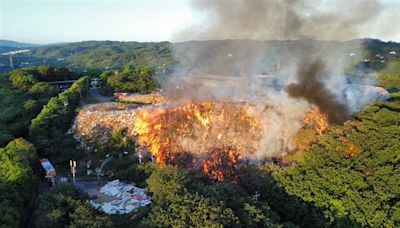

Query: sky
<box><xmin>0</xmin><ymin>0</ymin><xmax>200</xmax><ymax>44</ymax></box>
<box><xmin>1</xmin><ymin>0</ymin><xmax>399</xmax><ymax>44</ymax></box>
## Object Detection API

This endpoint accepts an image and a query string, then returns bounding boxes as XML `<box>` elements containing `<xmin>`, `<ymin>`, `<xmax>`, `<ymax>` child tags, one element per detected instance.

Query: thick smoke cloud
<box><xmin>160</xmin><ymin>0</ymin><xmax>397</xmax><ymax>158</ymax></box>
<box><xmin>168</xmin><ymin>0</ymin><xmax>398</xmax><ymax>117</ymax></box>
<box><xmin>286</xmin><ymin>59</ymin><xmax>349</xmax><ymax>123</ymax></box>
<box><xmin>175</xmin><ymin>0</ymin><xmax>395</xmax><ymax>41</ymax></box>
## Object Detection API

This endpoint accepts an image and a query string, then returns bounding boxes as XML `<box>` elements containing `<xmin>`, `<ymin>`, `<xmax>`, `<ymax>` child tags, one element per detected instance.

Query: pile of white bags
<box><xmin>91</xmin><ymin>179</ymin><xmax>151</xmax><ymax>214</ymax></box>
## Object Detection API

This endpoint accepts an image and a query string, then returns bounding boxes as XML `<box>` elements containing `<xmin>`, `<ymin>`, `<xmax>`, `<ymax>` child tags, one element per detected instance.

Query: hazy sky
<box><xmin>1</xmin><ymin>0</ymin><xmax>399</xmax><ymax>44</ymax></box>
<box><xmin>1</xmin><ymin>0</ymin><xmax>199</xmax><ymax>44</ymax></box>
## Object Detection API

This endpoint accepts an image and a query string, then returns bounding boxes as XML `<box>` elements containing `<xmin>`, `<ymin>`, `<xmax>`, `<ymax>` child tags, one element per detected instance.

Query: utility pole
<box><xmin>70</xmin><ymin>160</ymin><xmax>77</xmax><ymax>185</ymax></box>
<box><xmin>9</xmin><ymin>55</ymin><xmax>14</xmax><ymax>68</ymax></box>
<box><xmin>79</xmin><ymin>88</ymin><xmax>83</xmax><ymax>100</ymax></box>
<box><xmin>51</xmin><ymin>176</ymin><xmax>55</xmax><ymax>186</ymax></box>
<box><xmin>255</xmin><ymin>191</ymin><xmax>260</xmax><ymax>201</ymax></box>
<box><xmin>138</xmin><ymin>151</ymin><xmax>143</xmax><ymax>164</ymax></box>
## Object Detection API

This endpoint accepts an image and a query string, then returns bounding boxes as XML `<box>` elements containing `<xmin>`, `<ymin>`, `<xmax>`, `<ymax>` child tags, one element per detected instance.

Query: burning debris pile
<box><xmin>135</xmin><ymin>101</ymin><xmax>262</xmax><ymax>163</ymax></box>
<box><xmin>72</xmin><ymin>85</ymin><xmax>388</xmax><ymax>181</ymax></box>
<box><xmin>134</xmin><ymin>100</ymin><xmax>328</xmax><ymax>167</ymax></box>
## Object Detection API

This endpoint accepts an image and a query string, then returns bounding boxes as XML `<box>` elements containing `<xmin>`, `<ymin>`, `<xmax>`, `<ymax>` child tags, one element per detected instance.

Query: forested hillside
<box><xmin>1</xmin><ymin>39</ymin><xmax>400</xmax><ymax>74</ymax></box>
<box><xmin>32</xmin><ymin>41</ymin><xmax>176</xmax><ymax>72</ymax></box>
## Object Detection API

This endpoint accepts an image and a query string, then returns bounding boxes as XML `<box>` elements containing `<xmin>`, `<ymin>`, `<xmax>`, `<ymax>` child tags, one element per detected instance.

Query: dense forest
<box><xmin>0</xmin><ymin>66</ymin><xmax>89</xmax><ymax>227</ymax></box>
<box><xmin>0</xmin><ymin>66</ymin><xmax>80</xmax><ymax>146</ymax></box>
<box><xmin>1</xmin><ymin>39</ymin><xmax>400</xmax><ymax>73</ymax></box>
<box><xmin>0</xmin><ymin>39</ymin><xmax>399</xmax><ymax>227</ymax></box>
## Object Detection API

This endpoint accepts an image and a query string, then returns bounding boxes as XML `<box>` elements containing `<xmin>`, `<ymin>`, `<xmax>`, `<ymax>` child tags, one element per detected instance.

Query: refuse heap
<box><xmin>74</xmin><ymin>102</ymin><xmax>138</xmax><ymax>145</ymax></box>
<box><xmin>116</xmin><ymin>93</ymin><xmax>166</xmax><ymax>104</ymax></box>
<box><xmin>90</xmin><ymin>179</ymin><xmax>151</xmax><ymax>215</ymax></box>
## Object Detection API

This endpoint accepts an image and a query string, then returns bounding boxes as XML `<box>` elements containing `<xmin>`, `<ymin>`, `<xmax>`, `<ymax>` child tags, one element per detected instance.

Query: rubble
<box><xmin>91</xmin><ymin>179</ymin><xmax>151</xmax><ymax>215</ymax></box>
<box><xmin>116</xmin><ymin>93</ymin><xmax>166</xmax><ymax>104</ymax></box>
<box><xmin>74</xmin><ymin>102</ymin><xmax>139</xmax><ymax>145</ymax></box>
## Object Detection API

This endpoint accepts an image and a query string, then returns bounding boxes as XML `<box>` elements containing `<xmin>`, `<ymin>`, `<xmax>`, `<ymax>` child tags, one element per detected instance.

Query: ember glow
<box><xmin>134</xmin><ymin>100</ymin><xmax>329</xmax><ymax>169</ymax></box>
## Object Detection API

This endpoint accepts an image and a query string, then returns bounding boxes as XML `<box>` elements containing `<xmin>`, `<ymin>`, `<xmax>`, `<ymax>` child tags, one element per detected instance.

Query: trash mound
<box><xmin>74</xmin><ymin>102</ymin><xmax>138</xmax><ymax>145</ymax></box>
<box><xmin>91</xmin><ymin>180</ymin><xmax>151</xmax><ymax>215</ymax></box>
<box><xmin>85</xmin><ymin>102</ymin><xmax>139</xmax><ymax>112</ymax></box>
<box><xmin>117</xmin><ymin>93</ymin><xmax>166</xmax><ymax>104</ymax></box>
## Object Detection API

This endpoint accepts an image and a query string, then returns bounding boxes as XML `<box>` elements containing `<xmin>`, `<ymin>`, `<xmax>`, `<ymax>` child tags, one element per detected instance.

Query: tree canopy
<box><xmin>35</xmin><ymin>185</ymin><xmax>113</xmax><ymax>228</ymax></box>
<box><xmin>100</xmin><ymin>64</ymin><xmax>156</xmax><ymax>93</ymax></box>
<box><xmin>0</xmin><ymin>139</ymin><xmax>37</xmax><ymax>228</ymax></box>
<box><xmin>0</xmin><ymin>67</ymin><xmax>60</xmax><ymax>146</ymax></box>
<box><xmin>272</xmin><ymin>99</ymin><xmax>400</xmax><ymax>227</ymax></box>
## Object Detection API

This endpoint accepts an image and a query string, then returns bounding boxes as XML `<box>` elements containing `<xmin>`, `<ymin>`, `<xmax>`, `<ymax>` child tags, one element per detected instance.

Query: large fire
<box><xmin>134</xmin><ymin>101</ymin><xmax>262</xmax><ymax>164</ymax></box>
<box><xmin>134</xmin><ymin>100</ymin><xmax>328</xmax><ymax>180</ymax></box>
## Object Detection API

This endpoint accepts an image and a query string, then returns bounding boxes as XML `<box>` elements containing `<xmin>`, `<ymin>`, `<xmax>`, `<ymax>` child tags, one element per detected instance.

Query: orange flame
<box><xmin>134</xmin><ymin>101</ymin><xmax>262</xmax><ymax>164</ymax></box>
<box><xmin>202</xmin><ymin>147</ymin><xmax>242</xmax><ymax>182</ymax></box>
<box><xmin>342</xmin><ymin>141</ymin><xmax>360</xmax><ymax>159</ymax></box>
<box><xmin>134</xmin><ymin>101</ymin><xmax>330</xmax><ymax>176</ymax></box>
<box><xmin>304</xmin><ymin>108</ymin><xmax>328</xmax><ymax>134</ymax></box>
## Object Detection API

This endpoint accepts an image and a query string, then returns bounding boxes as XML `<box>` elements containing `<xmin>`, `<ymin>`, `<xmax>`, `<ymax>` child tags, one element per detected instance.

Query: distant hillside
<box><xmin>1</xmin><ymin>38</ymin><xmax>399</xmax><ymax>75</ymax></box>
<box><xmin>31</xmin><ymin>40</ymin><xmax>175</xmax><ymax>71</ymax></box>
<box><xmin>30</xmin><ymin>39</ymin><xmax>399</xmax><ymax>70</ymax></box>
<box><xmin>0</xmin><ymin>46</ymin><xmax>22</xmax><ymax>53</ymax></box>
<box><xmin>0</xmin><ymin>39</ymin><xmax>39</xmax><ymax>48</ymax></box>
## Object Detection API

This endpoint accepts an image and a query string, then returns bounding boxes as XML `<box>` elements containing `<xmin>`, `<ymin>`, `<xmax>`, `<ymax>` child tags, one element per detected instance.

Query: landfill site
<box><xmin>72</xmin><ymin>81</ymin><xmax>391</xmax><ymax>214</ymax></box>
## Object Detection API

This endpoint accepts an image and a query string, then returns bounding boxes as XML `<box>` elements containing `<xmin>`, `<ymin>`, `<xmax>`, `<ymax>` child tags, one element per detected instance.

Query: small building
<box><xmin>40</xmin><ymin>158</ymin><xmax>56</xmax><ymax>185</ymax></box>
<box><xmin>90</xmin><ymin>78</ymin><xmax>101</xmax><ymax>90</ymax></box>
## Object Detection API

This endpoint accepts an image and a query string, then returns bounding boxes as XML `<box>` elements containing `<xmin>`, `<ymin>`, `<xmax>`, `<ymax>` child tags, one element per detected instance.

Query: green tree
<box><xmin>9</xmin><ymin>71</ymin><xmax>37</xmax><ymax>90</ymax></box>
<box><xmin>29</xmin><ymin>77</ymin><xmax>87</xmax><ymax>163</ymax></box>
<box><xmin>274</xmin><ymin>99</ymin><xmax>400</xmax><ymax>227</ymax></box>
<box><xmin>147</xmin><ymin>165</ymin><xmax>190</xmax><ymax>199</ymax></box>
<box><xmin>146</xmin><ymin>192</ymin><xmax>238</xmax><ymax>228</ymax></box>
<box><xmin>377</xmin><ymin>60</ymin><xmax>400</xmax><ymax>90</ymax></box>
<box><xmin>0</xmin><ymin>200</ymin><xmax>20</xmax><ymax>228</ymax></box>
<box><xmin>28</xmin><ymin>82</ymin><xmax>57</xmax><ymax>98</ymax></box>
<box><xmin>0</xmin><ymin>68</ymin><xmax>61</xmax><ymax>146</ymax></box>
<box><xmin>106</xmin><ymin>64</ymin><xmax>156</xmax><ymax>93</ymax></box>
<box><xmin>35</xmin><ymin>185</ymin><xmax>113</xmax><ymax>228</ymax></box>
<box><xmin>0</xmin><ymin>139</ymin><xmax>37</xmax><ymax>227</ymax></box>
<box><xmin>0</xmin><ymin>138</ymin><xmax>36</xmax><ymax>184</ymax></box>
<box><xmin>200</xmin><ymin>181</ymin><xmax>281</xmax><ymax>227</ymax></box>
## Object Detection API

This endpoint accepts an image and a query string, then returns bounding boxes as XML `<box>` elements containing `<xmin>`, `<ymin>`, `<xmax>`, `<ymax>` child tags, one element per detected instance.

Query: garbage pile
<box><xmin>91</xmin><ymin>179</ymin><xmax>151</xmax><ymax>215</ymax></box>
<box><xmin>117</xmin><ymin>93</ymin><xmax>166</xmax><ymax>104</ymax></box>
<box><xmin>74</xmin><ymin>102</ymin><xmax>138</xmax><ymax>145</ymax></box>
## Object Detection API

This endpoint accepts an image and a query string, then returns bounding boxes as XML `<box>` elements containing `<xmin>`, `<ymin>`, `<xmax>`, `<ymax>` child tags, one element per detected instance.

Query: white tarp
<box><xmin>91</xmin><ymin>179</ymin><xmax>151</xmax><ymax>214</ymax></box>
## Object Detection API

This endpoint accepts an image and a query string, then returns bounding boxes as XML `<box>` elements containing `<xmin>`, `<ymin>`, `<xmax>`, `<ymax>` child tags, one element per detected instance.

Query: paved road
<box><xmin>75</xmin><ymin>180</ymin><xmax>116</xmax><ymax>203</ymax></box>
<box><xmin>89</xmin><ymin>89</ymin><xmax>112</xmax><ymax>103</ymax></box>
